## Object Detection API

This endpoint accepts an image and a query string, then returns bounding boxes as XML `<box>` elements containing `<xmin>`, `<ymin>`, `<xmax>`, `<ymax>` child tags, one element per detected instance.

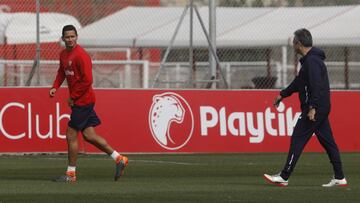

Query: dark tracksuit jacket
<box><xmin>279</xmin><ymin>47</ymin><xmax>344</xmax><ymax>180</ymax></box>
<box><xmin>280</xmin><ymin>47</ymin><xmax>330</xmax><ymax>113</ymax></box>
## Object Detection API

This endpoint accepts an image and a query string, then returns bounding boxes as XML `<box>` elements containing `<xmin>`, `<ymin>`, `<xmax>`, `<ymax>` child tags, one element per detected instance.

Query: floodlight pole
<box><xmin>26</xmin><ymin>0</ymin><xmax>41</xmax><ymax>86</ymax></box>
<box><xmin>193</xmin><ymin>4</ymin><xmax>228</xmax><ymax>88</ymax></box>
<box><xmin>209</xmin><ymin>0</ymin><xmax>216</xmax><ymax>89</ymax></box>
<box><xmin>151</xmin><ymin>5</ymin><xmax>189</xmax><ymax>88</ymax></box>
<box><xmin>189</xmin><ymin>0</ymin><xmax>194</xmax><ymax>87</ymax></box>
<box><xmin>36</xmin><ymin>0</ymin><xmax>40</xmax><ymax>85</ymax></box>
<box><xmin>151</xmin><ymin>0</ymin><xmax>228</xmax><ymax>88</ymax></box>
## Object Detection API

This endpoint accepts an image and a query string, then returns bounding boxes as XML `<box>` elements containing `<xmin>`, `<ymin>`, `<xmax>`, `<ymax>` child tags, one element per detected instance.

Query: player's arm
<box><xmin>307</xmin><ymin>58</ymin><xmax>322</xmax><ymax>121</ymax></box>
<box><xmin>307</xmin><ymin>58</ymin><xmax>322</xmax><ymax>111</ymax></box>
<box><xmin>280</xmin><ymin>76</ymin><xmax>300</xmax><ymax>98</ymax></box>
<box><xmin>70</xmin><ymin>54</ymin><xmax>93</xmax><ymax>101</ymax></box>
<box><xmin>274</xmin><ymin>76</ymin><xmax>300</xmax><ymax>107</ymax></box>
<box><xmin>50</xmin><ymin>59</ymin><xmax>66</xmax><ymax>97</ymax></box>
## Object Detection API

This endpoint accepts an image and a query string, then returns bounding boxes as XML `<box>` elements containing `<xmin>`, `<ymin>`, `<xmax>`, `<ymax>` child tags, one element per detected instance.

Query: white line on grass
<box><xmin>133</xmin><ymin>160</ymin><xmax>204</xmax><ymax>166</ymax></box>
<box><xmin>40</xmin><ymin>157</ymin><xmax>204</xmax><ymax>166</ymax></box>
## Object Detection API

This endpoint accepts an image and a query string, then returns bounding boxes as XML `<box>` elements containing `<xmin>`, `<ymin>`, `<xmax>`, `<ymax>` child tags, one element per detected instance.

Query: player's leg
<box><xmin>82</xmin><ymin>126</ymin><xmax>113</xmax><ymax>155</ymax></box>
<box><xmin>279</xmin><ymin>115</ymin><xmax>315</xmax><ymax>180</ymax></box>
<box><xmin>81</xmin><ymin>106</ymin><xmax>116</xmax><ymax>155</ymax></box>
<box><xmin>315</xmin><ymin>118</ymin><xmax>347</xmax><ymax>187</ymax></box>
<box><xmin>66</xmin><ymin>126</ymin><xmax>79</xmax><ymax>173</ymax></box>
<box><xmin>82</xmin><ymin>126</ymin><xmax>128</xmax><ymax>181</ymax></box>
<box><xmin>67</xmin><ymin>126</ymin><xmax>79</xmax><ymax>165</ymax></box>
<box><xmin>79</xmin><ymin>104</ymin><xmax>129</xmax><ymax>181</ymax></box>
<box><xmin>264</xmin><ymin>113</ymin><xmax>316</xmax><ymax>186</ymax></box>
<box><xmin>54</xmin><ymin>105</ymin><xmax>88</xmax><ymax>182</ymax></box>
<box><xmin>315</xmin><ymin>118</ymin><xmax>344</xmax><ymax>179</ymax></box>
<box><xmin>53</xmin><ymin>126</ymin><xmax>78</xmax><ymax>182</ymax></box>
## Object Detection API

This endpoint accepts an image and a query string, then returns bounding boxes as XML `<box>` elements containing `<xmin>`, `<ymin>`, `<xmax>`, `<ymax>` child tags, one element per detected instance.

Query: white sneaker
<box><xmin>263</xmin><ymin>173</ymin><xmax>288</xmax><ymax>187</ymax></box>
<box><xmin>322</xmin><ymin>178</ymin><xmax>348</xmax><ymax>187</ymax></box>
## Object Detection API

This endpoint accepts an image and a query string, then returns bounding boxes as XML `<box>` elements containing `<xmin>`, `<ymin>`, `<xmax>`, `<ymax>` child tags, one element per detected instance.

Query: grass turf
<box><xmin>0</xmin><ymin>153</ymin><xmax>359</xmax><ymax>202</ymax></box>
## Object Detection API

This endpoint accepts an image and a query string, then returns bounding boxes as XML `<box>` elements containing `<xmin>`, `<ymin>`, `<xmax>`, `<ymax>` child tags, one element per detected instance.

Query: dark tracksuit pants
<box><xmin>280</xmin><ymin>110</ymin><xmax>345</xmax><ymax>180</ymax></box>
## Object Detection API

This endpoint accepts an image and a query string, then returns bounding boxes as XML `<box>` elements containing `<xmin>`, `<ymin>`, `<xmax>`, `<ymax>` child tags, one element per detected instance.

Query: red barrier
<box><xmin>0</xmin><ymin>88</ymin><xmax>359</xmax><ymax>153</ymax></box>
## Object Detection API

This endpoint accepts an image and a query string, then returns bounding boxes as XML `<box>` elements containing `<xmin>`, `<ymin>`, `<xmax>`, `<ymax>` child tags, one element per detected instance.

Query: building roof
<box><xmin>77</xmin><ymin>5</ymin><xmax>360</xmax><ymax>48</ymax></box>
<box><xmin>0</xmin><ymin>12</ymin><xmax>81</xmax><ymax>45</ymax></box>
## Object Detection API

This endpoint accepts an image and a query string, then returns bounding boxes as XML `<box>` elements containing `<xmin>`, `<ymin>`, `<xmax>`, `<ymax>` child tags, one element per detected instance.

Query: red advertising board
<box><xmin>0</xmin><ymin>88</ymin><xmax>359</xmax><ymax>153</ymax></box>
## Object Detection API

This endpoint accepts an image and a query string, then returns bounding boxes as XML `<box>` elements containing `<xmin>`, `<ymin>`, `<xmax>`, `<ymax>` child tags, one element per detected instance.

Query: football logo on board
<box><xmin>148</xmin><ymin>92</ymin><xmax>194</xmax><ymax>150</ymax></box>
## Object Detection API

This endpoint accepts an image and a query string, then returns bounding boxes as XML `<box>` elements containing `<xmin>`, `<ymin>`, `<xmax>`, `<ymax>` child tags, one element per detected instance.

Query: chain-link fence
<box><xmin>1</xmin><ymin>0</ymin><xmax>360</xmax><ymax>89</ymax></box>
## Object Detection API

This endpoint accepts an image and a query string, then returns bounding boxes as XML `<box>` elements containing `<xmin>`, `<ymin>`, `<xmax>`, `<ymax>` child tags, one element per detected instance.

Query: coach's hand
<box><xmin>273</xmin><ymin>95</ymin><xmax>282</xmax><ymax>108</ymax></box>
<box><xmin>49</xmin><ymin>88</ymin><xmax>56</xmax><ymax>97</ymax></box>
<box><xmin>308</xmin><ymin>107</ymin><xmax>316</xmax><ymax>121</ymax></box>
<box><xmin>68</xmin><ymin>98</ymin><xmax>74</xmax><ymax>107</ymax></box>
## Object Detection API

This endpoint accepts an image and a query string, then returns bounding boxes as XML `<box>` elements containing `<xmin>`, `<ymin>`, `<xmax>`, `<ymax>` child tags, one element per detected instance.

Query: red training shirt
<box><xmin>52</xmin><ymin>45</ymin><xmax>95</xmax><ymax>106</ymax></box>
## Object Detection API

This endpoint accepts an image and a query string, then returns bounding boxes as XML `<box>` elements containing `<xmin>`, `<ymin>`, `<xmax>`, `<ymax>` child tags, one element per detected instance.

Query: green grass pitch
<box><xmin>0</xmin><ymin>153</ymin><xmax>359</xmax><ymax>202</ymax></box>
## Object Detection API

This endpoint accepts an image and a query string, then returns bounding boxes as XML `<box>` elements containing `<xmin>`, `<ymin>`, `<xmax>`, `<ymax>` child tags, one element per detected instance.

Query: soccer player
<box><xmin>263</xmin><ymin>28</ymin><xmax>347</xmax><ymax>187</ymax></box>
<box><xmin>49</xmin><ymin>24</ymin><xmax>128</xmax><ymax>182</ymax></box>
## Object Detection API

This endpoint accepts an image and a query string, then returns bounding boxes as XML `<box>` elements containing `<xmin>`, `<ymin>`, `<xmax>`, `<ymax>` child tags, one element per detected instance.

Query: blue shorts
<box><xmin>68</xmin><ymin>104</ymin><xmax>101</xmax><ymax>131</ymax></box>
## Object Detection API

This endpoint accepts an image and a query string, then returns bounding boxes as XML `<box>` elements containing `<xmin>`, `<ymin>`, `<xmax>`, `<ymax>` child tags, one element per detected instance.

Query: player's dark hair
<box><xmin>62</xmin><ymin>24</ymin><xmax>77</xmax><ymax>37</ymax></box>
<box><xmin>294</xmin><ymin>28</ymin><xmax>312</xmax><ymax>47</ymax></box>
